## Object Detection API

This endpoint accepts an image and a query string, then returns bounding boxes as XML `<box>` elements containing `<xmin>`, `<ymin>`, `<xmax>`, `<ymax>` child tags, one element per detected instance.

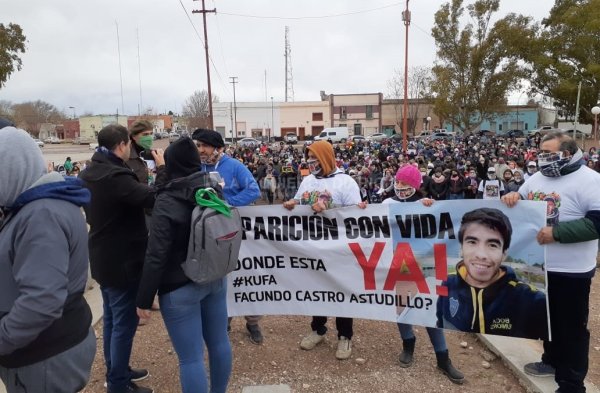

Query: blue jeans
<box><xmin>160</xmin><ymin>278</ymin><xmax>232</xmax><ymax>393</ymax></box>
<box><xmin>101</xmin><ymin>286</ymin><xmax>139</xmax><ymax>393</ymax></box>
<box><xmin>447</xmin><ymin>193</ymin><xmax>464</xmax><ymax>200</ymax></box>
<box><xmin>397</xmin><ymin>323</ymin><xmax>447</xmax><ymax>353</ymax></box>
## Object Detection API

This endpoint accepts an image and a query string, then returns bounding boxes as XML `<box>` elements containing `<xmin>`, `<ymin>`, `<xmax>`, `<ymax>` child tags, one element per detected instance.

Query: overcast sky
<box><xmin>1</xmin><ymin>0</ymin><xmax>553</xmax><ymax>116</ymax></box>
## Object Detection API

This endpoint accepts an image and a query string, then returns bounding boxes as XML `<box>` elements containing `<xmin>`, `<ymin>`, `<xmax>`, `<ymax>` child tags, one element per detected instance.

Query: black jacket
<box><xmin>79</xmin><ymin>151</ymin><xmax>157</xmax><ymax>288</ymax></box>
<box><xmin>136</xmin><ymin>172</ymin><xmax>214</xmax><ymax>309</ymax></box>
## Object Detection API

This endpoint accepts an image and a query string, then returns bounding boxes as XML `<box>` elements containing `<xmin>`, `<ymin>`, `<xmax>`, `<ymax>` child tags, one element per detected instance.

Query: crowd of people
<box><xmin>1</xmin><ymin>114</ymin><xmax>599</xmax><ymax>393</ymax></box>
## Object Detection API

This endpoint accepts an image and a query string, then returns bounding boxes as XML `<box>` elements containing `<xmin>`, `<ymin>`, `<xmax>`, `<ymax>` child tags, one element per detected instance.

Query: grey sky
<box><xmin>0</xmin><ymin>0</ymin><xmax>553</xmax><ymax>116</ymax></box>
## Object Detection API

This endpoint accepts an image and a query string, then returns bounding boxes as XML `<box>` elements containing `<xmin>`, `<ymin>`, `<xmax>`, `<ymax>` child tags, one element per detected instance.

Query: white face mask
<box><xmin>394</xmin><ymin>185</ymin><xmax>416</xmax><ymax>200</ymax></box>
<box><xmin>307</xmin><ymin>158</ymin><xmax>321</xmax><ymax>175</ymax></box>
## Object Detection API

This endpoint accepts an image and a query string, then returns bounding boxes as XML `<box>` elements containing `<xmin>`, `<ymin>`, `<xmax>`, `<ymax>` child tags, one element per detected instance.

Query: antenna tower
<box><xmin>284</xmin><ymin>26</ymin><xmax>294</xmax><ymax>102</ymax></box>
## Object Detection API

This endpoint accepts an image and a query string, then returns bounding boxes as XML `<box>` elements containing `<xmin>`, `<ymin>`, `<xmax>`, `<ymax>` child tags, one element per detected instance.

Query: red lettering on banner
<box><xmin>349</xmin><ymin>242</ymin><xmax>386</xmax><ymax>290</ymax></box>
<box><xmin>434</xmin><ymin>244</ymin><xmax>448</xmax><ymax>296</ymax></box>
<box><xmin>383</xmin><ymin>243</ymin><xmax>429</xmax><ymax>292</ymax></box>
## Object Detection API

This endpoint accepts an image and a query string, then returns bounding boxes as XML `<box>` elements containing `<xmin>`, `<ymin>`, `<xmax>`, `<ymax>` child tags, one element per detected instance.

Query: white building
<box><xmin>213</xmin><ymin>102</ymin><xmax>279</xmax><ymax>141</ymax></box>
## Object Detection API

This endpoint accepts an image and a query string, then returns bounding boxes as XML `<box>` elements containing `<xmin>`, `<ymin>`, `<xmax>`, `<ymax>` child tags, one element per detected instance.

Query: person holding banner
<box><xmin>381</xmin><ymin>165</ymin><xmax>464</xmax><ymax>384</ymax></box>
<box><xmin>283</xmin><ymin>140</ymin><xmax>362</xmax><ymax>360</ymax></box>
<box><xmin>437</xmin><ymin>207</ymin><xmax>548</xmax><ymax>339</ymax></box>
<box><xmin>502</xmin><ymin>132</ymin><xmax>600</xmax><ymax>393</ymax></box>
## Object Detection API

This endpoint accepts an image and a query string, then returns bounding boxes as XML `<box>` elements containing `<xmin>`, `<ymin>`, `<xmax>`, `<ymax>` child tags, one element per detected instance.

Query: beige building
<box><xmin>79</xmin><ymin>115</ymin><xmax>128</xmax><ymax>140</ymax></box>
<box><xmin>280</xmin><ymin>101</ymin><xmax>330</xmax><ymax>140</ymax></box>
<box><xmin>326</xmin><ymin>93</ymin><xmax>383</xmax><ymax>136</ymax></box>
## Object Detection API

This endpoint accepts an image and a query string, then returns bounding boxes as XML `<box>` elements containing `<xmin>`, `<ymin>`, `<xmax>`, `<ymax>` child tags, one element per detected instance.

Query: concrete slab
<box><xmin>242</xmin><ymin>385</ymin><xmax>291</xmax><ymax>393</ymax></box>
<box><xmin>479</xmin><ymin>334</ymin><xmax>599</xmax><ymax>393</ymax></box>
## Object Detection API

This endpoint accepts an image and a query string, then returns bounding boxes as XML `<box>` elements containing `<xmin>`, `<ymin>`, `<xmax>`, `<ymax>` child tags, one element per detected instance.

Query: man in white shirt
<box><xmin>502</xmin><ymin>132</ymin><xmax>600</xmax><ymax>393</ymax></box>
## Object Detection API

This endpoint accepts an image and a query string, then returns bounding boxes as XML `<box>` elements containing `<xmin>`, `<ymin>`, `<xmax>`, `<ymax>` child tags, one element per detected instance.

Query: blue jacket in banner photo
<box><xmin>436</xmin><ymin>262</ymin><xmax>548</xmax><ymax>340</ymax></box>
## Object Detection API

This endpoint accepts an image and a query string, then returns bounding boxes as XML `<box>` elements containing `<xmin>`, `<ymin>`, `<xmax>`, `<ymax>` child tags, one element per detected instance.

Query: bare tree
<box><xmin>387</xmin><ymin>66</ymin><xmax>433</xmax><ymax>134</ymax></box>
<box><xmin>11</xmin><ymin>100</ymin><xmax>64</xmax><ymax>136</ymax></box>
<box><xmin>0</xmin><ymin>99</ymin><xmax>13</xmax><ymax>120</ymax></box>
<box><xmin>182</xmin><ymin>90</ymin><xmax>219</xmax><ymax>130</ymax></box>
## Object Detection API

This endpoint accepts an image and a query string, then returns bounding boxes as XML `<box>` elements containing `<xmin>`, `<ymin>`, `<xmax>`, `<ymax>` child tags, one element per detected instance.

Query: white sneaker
<box><xmin>300</xmin><ymin>331</ymin><xmax>325</xmax><ymax>350</ymax></box>
<box><xmin>335</xmin><ymin>336</ymin><xmax>352</xmax><ymax>360</ymax></box>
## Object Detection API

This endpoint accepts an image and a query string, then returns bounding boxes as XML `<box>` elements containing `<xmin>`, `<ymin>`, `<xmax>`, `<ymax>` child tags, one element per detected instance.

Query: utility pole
<box><xmin>284</xmin><ymin>26</ymin><xmax>294</xmax><ymax>102</ymax></box>
<box><xmin>192</xmin><ymin>0</ymin><xmax>216</xmax><ymax>129</ymax></box>
<box><xmin>230</xmin><ymin>76</ymin><xmax>238</xmax><ymax>144</ymax></box>
<box><xmin>401</xmin><ymin>0</ymin><xmax>411</xmax><ymax>153</ymax></box>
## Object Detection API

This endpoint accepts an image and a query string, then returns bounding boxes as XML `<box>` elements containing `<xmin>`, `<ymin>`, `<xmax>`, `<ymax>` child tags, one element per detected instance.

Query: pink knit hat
<box><xmin>395</xmin><ymin>165</ymin><xmax>422</xmax><ymax>189</ymax></box>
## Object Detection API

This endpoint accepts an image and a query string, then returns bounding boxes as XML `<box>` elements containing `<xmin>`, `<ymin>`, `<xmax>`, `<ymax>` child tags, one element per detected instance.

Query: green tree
<box><xmin>0</xmin><ymin>23</ymin><xmax>26</xmax><ymax>89</ymax></box>
<box><xmin>430</xmin><ymin>0</ymin><xmax>532</xmax><ymax>133</ymax></box>
<box><xmin>522</xmin><ymin>0</ymin><xmax>600</xmax><ymax>123</ymax></box>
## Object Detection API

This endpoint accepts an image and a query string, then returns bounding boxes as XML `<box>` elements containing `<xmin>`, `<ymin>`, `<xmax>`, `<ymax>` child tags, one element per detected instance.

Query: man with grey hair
<box><xmin>502</xmin><ymin>131</ymin><xmax>600</xmax><ymax>393</ymax></box>
<box><xmin>0</xmin><ymin>125</ymin><xmax>96</xmax><ymax>392</ymax></box>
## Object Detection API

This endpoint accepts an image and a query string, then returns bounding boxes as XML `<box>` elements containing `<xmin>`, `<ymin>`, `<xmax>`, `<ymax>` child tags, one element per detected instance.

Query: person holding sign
<box><xmin>381</xmin><ymin>165</ymin><xmax>464</xmax><ymax>384</ymax></box>
<box><xmin>283</xmin><ymin>140</ymin><xmax>362</xmax><ymax>360</ymax></box>
<box><xmin>436</xmin><ymin>208</ymin><xmax>547</xmax><ymax>340</ymax></box>
<box><xmin>502</xmin><ymin>132</ymin><xmax>600</xmax><ymax>393</ymax></box>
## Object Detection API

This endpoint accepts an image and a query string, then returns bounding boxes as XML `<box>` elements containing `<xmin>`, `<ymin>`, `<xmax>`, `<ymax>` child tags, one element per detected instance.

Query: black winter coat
<box><xmin>136</xmin><ymin>172</ymin><xmax>214</xmax><ymax>309</ymax></box>
<box><xmin>80</xmin><ymin>151</ymin><xmax>157</xmax><ymax>288</ymax></box>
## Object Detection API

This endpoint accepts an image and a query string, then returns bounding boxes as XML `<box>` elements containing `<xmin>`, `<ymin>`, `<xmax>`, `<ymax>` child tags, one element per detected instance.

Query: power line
<box><xmin>177</xmin><ymin>0</ymin><xmax>232</xmax><ymax>99</ymax></box>
<box><xmin>218</xmin><ymin>2</ymin><xmax>403</xmax><ymax>20</ymax></box>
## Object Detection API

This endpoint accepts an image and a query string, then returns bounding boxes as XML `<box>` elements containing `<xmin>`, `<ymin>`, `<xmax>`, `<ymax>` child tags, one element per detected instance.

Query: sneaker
<box><xmin>300</xmin><ymin>331</ymin><xmax>325</xmax><ymax>350</ymax></box>
<box><xmin>246</xmin><ymin>323</ymin><xmax>264</xmax><ymax>345</ymax></box>
<box><xmin>335</xmin><ymin>336</ymin><xmax>352</xmax><ymax>360</ymax></box>
<box><xmin>130</xmin><ymin>368</ymin><xmax>149</xmax><ymax>382</ymax></box>
<box><xmin>524</xmin><ymin>361</ymin><xmax>555</xmax><ymax>377</ymax></box>
<box><xmin>104</xmin><ymin>367</ymin><xmax>149</xmax><ymax>387</ymax></box>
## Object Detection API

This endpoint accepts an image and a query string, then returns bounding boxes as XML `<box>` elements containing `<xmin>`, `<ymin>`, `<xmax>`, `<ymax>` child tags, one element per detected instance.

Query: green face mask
<box><xmin>137</xmin><ymin>135</ymin><xmax>153</xmax><ymax>150</ymax></box>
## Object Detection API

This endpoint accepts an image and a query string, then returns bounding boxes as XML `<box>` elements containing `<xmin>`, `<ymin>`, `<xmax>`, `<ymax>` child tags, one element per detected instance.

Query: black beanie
<box><xmin>0</xmin><ymin>118</ymin><xmax>15</xmax><ymax>130</ymax></box>
<box><xmin>191</xmin><ymin>128</ymin><xmax>225</xmax><ymax>148</ymax></box>
<box><xmin>164</xmin><ymin>138</ymin><xmax>202</xmax><ymax>179</ymax></box>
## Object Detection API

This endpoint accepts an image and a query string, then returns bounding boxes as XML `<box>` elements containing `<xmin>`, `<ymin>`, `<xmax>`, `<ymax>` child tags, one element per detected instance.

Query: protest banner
<box><xmin>227</xmin><ymin>200</ymin><xmax>549</xmax><ymax>340</ymax></box>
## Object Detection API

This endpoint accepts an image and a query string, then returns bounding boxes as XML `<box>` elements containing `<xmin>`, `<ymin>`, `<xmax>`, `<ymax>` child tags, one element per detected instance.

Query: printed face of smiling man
<box><xmin>461</xmin><ymin>223</ymin><xmax>507</xmax><ymax>288</ymax></box>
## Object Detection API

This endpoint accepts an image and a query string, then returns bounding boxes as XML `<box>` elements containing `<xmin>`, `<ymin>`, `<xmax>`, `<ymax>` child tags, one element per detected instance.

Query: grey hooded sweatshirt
<box><xmin>0</xmin><ymin>127</ymin><xmax>92</xmax><ymax>368</ymax></box>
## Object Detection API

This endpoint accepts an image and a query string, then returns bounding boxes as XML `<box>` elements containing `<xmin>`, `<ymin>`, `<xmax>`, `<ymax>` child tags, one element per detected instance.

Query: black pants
<box><xmin>311</xmin><ymin>316</ymin><xmax>353</xmax><ymax>339</ymax></box>
<box><xmin>541</xmin><ymin>272</ymin><xmax>591</xmax><ymax>393</ymax></box>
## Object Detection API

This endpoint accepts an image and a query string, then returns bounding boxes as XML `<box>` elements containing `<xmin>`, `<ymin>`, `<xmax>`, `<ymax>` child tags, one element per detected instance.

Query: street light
<box><xmin>426</xmin><ymin>116</ymin><xmax>431</xmax><ymax>131</ymax></box>
<box><xmin>68</xmin><ymin>106</ymin><xmax>76</xmax><ymax>119</ymax></box>
<box><xmin>270</xmin><ymin>96</ymin><xmax>274</xmax><ymax>143</ymax></box>
<box><xmin>592</xmin><ymin>106</ymin><xmax>600</xmax><ymax>140</ymax></box>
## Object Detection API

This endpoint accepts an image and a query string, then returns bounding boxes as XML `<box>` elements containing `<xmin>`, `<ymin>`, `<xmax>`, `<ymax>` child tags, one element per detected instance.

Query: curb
<box><xmin>479</xmin><ymin>334</ymin><xmax>599</xmax><ymax>393</ymax></box>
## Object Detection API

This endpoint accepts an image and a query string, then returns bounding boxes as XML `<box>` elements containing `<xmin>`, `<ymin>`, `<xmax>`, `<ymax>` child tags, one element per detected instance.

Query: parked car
<box><xmin>73</xmin><ymin>136</ymin><xmax>94</xmax><ymax>145</ymax></box>
<box><xmin>33</xmin><ymin>138</ymin><xmax>44</xmax><ymax>148</ymax></box>
<box><xmin>430</xmin><ymin>132</ymin><xmax>453</xmax><ymax>141</ymax></box>
<box><xmin>237</xmin><ymin>137</ymin><xmax>261</xmax><ymax>148</ymax></box>
<box><xmin>531</xmin><ymin>125</ymin><xmax>563</xmax><ymax>136</ymax></box>
<box><xmin>89</xmin><ymin>142</ymin><xmax>99</xmax><ymax>150</ymax></box>
<box><xmin>284</xmin><ymin>132</ymin><xmax>298</xmax><ymax>143</ymax></box>
<box><xmin>564</xmin><ymin>129</ymin><xmax>591</xmax><ymax>139</ymax></box>
<box><xmin>350</xmin><ymin>135</ymin><xmax>366</xmax><ymax>143</ymax></box>
<box><xmin>44</xmin><ymin>136</ymin><xmax>61</xmax><ymax>144</ymax></box>
<box><xmin>314</xmin><ymin>127</ymin><xmax>349</xmax><ymax>143</ymax></box>
<box><xmin>368</xmin><ymin>133</ymin><xmax>388</xmax><ymax>141</ymax></box>
<box><xmin>168</xmin><ymin>132</ymin><xmax>180</xmax><ymax>143</ymax></box>
<box><xmin>506</xmin><ymin>129</ymin><xmax>525</xmax><ymax>138</ymax></box>
<box><xmin>477</xmin><ymin>129</ymin><xmax>496</xmax><ymax>137</ymax></box>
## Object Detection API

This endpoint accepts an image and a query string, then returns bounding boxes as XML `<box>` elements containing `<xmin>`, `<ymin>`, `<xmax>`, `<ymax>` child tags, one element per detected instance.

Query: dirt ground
<box><xmin>80</xmin><ymin>271</ymin><xmax>600</xmax><ymax>393</ymax></box>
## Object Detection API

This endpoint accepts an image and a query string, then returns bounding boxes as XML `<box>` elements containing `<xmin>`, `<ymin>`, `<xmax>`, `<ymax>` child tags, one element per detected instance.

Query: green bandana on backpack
<box><xmin>195</xmin><ymin>188</ymin><xmax>231</xmax><ymax>217</ymax></box>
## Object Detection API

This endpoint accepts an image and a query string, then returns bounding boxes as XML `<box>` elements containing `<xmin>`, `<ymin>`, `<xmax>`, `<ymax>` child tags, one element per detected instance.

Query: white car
<box><xmin>44</xmin><ymin>136</ymin><xmax>61</xmax><ymax>144</ymax></box>
<box><xmin>368</xmin><ymin>133</ymin><xmax>388</xmax><ymax>141</ymax></box>
<box><xmin>284</xmin><ymin>132</ymin><xmax>298</xmax><ymax>143</ymax></box>
<box><xmin>350</xmin><ymin>135</ymin><xmax>366</xmax><ymax>142</ymax></box>
<box><xmin>33</xmin><ymin>138</ymin><xmax>44</xmax><ymax>148</ymax></box>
